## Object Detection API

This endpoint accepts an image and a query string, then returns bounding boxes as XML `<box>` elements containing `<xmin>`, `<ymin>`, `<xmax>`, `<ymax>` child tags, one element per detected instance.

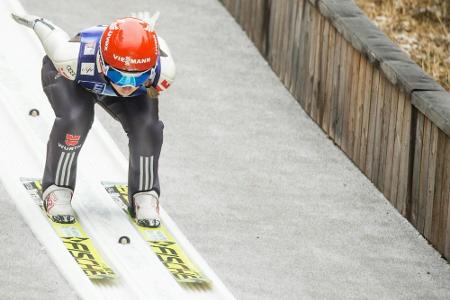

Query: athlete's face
<box><xmin>111</xmin><ymin>83</ymin><xmax>139</xmax><ymax>96</ymax></box>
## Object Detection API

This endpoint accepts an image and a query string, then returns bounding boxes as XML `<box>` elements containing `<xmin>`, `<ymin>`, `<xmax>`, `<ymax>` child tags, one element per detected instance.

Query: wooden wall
<box><xmin>219</xmin><ymin>0</ymin><xmax>450</xmax><ymax>259</ymax></box>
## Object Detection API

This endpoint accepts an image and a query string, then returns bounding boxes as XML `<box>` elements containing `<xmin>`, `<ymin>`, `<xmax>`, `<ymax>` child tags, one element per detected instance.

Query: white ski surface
<box><xmin>0</xmin><ymin>0</ymin><xmax>234</xmax><ymax>299</ymax></box>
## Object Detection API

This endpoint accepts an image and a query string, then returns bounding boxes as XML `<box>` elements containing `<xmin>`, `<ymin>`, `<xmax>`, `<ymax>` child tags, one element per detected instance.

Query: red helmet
<box><xmin>100</xmin><ymin>17</ymin><xmax>159</xmax><ymax>72</ymax></box>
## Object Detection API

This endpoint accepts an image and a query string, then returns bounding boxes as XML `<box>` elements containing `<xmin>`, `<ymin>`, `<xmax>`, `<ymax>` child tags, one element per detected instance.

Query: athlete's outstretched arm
<box><xmin>155</xmin><ymin>36</ymin><xmax>176</xmax><ymax>93</ymax></box>
<box><xmin>11</xmin><ymin>13</ymin><xmax>79</xmax><ymax>80</ymax></box>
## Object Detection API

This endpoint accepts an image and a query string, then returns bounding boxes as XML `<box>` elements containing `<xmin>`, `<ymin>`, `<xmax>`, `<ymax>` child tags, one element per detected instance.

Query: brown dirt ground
<box><xmin>354</xmin><ymin>0</ymin><xmax>450</xmax><ymax>91</ymax></box>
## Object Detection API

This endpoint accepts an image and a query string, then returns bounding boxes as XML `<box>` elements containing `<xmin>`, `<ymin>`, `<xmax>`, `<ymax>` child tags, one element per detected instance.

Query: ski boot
<box><xmin>133</xmin><ymin>190</ymin><xmax>160</xmax><ymax>228</ymax></box>
<box><xmin>42</xmin><ymin>185</ymin><xmax>75</xmax><ymax>224</ymax></box>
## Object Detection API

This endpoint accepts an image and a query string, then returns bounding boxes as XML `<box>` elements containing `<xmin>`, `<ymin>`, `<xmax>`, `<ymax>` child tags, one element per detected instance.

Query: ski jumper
<box><xmin>36</xmin><ymin>20</ymin><xmax>175</xmax><ymax>205</ymax></box>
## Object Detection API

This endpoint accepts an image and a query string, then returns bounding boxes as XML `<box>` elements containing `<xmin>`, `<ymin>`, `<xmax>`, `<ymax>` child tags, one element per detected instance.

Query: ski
<box><xmin>102</xmin><ymin>182</ymin><xmax>210</xmax><ymax>286</ymax></box>
<box><xmin>21</xmin><ymin>178</ymin><xmax>116</xmax><ymax>280</ymax></box>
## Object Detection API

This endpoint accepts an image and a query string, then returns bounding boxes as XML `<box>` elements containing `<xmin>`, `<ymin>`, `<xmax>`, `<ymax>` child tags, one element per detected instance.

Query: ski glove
<box><xmin>11</xmin><ymin>13</ymin><xmax>41</xmax><ymax>29</ymax></box>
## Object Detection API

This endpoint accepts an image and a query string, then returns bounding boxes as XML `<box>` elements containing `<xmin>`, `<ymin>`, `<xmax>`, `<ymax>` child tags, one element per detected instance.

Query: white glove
<box><xmin>130</xmin><ymin>11</ymin><xmax>160</xmax><ymax>30</ymax></box>
<box><xmin>11</xmin><ymin>13</ymin><xmax>41</xmax><ymax>29</ymax></box>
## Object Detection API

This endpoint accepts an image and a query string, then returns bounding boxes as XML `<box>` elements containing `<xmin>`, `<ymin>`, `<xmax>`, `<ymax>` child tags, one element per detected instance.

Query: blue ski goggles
<box><xmin>99</xmin><ymin>52</ymin><xmax>154</xmax><ymax>87</ymax></box>
<box><xmin>104</xmin><ymin>65</ymin><xmax>152</xmax><ymax>87</ymax></box>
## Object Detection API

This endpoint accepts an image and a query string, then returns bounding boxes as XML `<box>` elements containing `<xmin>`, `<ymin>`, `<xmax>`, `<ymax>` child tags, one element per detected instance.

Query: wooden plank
<box><xmin>341</xmin><ymin>46</ymin><xmax>353</xmax><ymax>151</ymax></box>
<box><xmin>307</xmin><ymin>9</ymin><xmax>322</xmax><ymax>118</ymax></box>
<box><xmin>290</xmin><ymin>0</ymin><xmax>305</xmax><ymax>95</ymax></box>
<box><xmin>251</xmin><ymin>0</ymin><xmax>258</xmax><ymax>42</ymax></box>
<box><xmin>371</xmin><ymin>75</ymin><xmax>387</xmax><ymax>184</ymax></box>
<box><xmin>424</xmin><ymin>124</ymin><xmax>439</xmax><ymax>240</ymax></box>
<box><xmin>279</xmin><ymin>0</ymin><xmax>287</xmax><ymax>82</ymax></box>
<box><xmin>246</xmin><ymin>0</ymin><xmax>253</xmax><ymax>36</ymax></box>
<box><xmin>244</xmin><ymin>0</ymin><xmax>250</xmax><ymax>33</ymax></box>
<box><xmin>346</xmin><ymin>50</ymin><xmax>362</xmax><ymax>158</ymax></box>
<box><xmin>296</xmin><ymin>2</ymin><xmax>311</xmax><ymax>108</ymax></box>
<box><xmin>442</xmin><ymin>138</ymin><xmax>450</xmax><ymax>258</ymax></box>
<box><xmin>254</xmin><ymin>0</ymin><xmax>264</xmax><ymax>53</ymax></box>
<box><xmin>390</xmin><ymin>90</ymin><xmax>406</xmax><ymax>207</ymax></box>
<box><xmin>260</xmin><ymin>0</ymin><xmax>269</xmax><ymax>55</ymax></box>
<box><xmin>273</xmin><ymin>1</ymin><xmax>283</xmax><ymax>73</ymax></box>
<box><xmin>241</xmin><ymin>0</ymin><xmax>246</xmax><ymax>23</ymax></box>
<box><xmin>230</xmin><ymin>0</ymin><xmax>236</xmax><ymax>13</ymax></box>
<box><xmin>266</xmin><ymin>0</ymin><xmax>274</xmax><ymax>63</ymax></box>
<box><xmin>234</xmin><ymin>0</ymin><xmax>241</xmax><ymax>20</ymax></box>
<box><xmin>438</xmin><ymin>151</ymin><xmax>449</xmax><ymax>254</ymax></box>
<box><xmin>364</xmin><ymin>69</ymin><xmax>381</xmax><ymax>178</ymax></box>
<box><xmin>318</xmin><ymin>18</ymin><xmax>330</xmax><ymax>127</ymax></box>
<box><xmin>235</xmin><ymin>0</ymin><xmax>242</xmax><ymax>23</ymax></box>
<box><xmin>249</xmin><ymin>0</ymin><xmax>256</xmax><ymax>43</ymax></box>
<box><xmin>339</xmin><ymin>44</ymin><xmax>355</xmax><ymax>151</ymax></box>
<box><xmin>285</xmin><ymin>0</ymin><xmax>299</xmax><ymax>90</ymax></box>
<box><xmin>239</xmin><ymin>0</ymin><xmax>247</xmax><ymax>34</ymax></box>
<box><xmin>417</xmin><ymin>116</ymin><xmax>432</xmax><ymax>234</ymax></box>
<box><xmin>280</xmin><ymin>0</ymin><xmax>292</xmax><ymax>85</ymax></box>
<box><xmin>261</xmin><ymin>0</ymin><xmax>271</xmax><ymax>57</ymax></box>
<box><xmin>245</xmin><ymin>0</ymin><xmax>251</xmax><ymax>33</ymax></box>
<box><xmin>329</xmin><ymin>33</ymin><xmax>344</xmax><ymax>140</ymax></box>
<box><xmin>335</xmin><ymin>41</ymin><xmax>352</xmax><ymax>145</ymax></box>
<box><xmin>254</xmin><ymin>0</ymin><xmax>263</xmax><ymax>54</ymax></box>
<box><xmin>293</xmin><ymin>0</ymin><xmax>308</xmax><ymax>103</ymax></box>
<box><xmin>320</xmin><ymin>22</ymin><xmax>335</xmax><ymax>133</ymax></box>
<box><xmin>410</xmin><ymin>112</ymin><xmax>425</xmax><ymax>226</ymax></box>
<box><xmin>237</xmin><ymin>0</ymin><xmax>243</xmax><ymax>20</ymax></box>
<box><xmin>339</xmin><ymin>44</ymin><xmax>352</xmax><ymax>151</ymax></box>
<box><xmin>383</xmin><ymin>87</ymin><xmax>400</xmax><ymax>200</ymax></box>
<box><xmin>353</xmin><ymin>55</ymin><xmax>368</xmax><ymax>166</ymax></box>
<box><xmin>267</xmin><ymin>0</ymin><xmax>277</xmax><ymax>66</ymax></box>
<box><xmin>431</xmin><ymin>130</ymin><xmax>447</xmax><ymax>248</ymax></box>
<box><xmin>310</xmin><ymin>4</ymin><xmax>319</xmax><ymax>115</ymax></box>
<box><xmin>304</xmin><ymin>2</ymin><xmax>317</xmax><ymax>115</ymax></box>
<box><xmin>396</xmin><ymin>94</ymin><xmax>412</xmax><ymax>216</ymax></box>
<box><xmin>249</xmin><ymin>0</ymin><xmax>256</xmax><ymax>52</ymax></box>
<box><xmin>376</xmin><ymin>80</ymin><xmax>393</xmax><ymax>190</ymax></box>
<box><xmin>280</xmin><ymin>1</ymin><xmax>295</xmax><ymax>81</ymax></box>
<box><xmin>292</xmin><ymin>0</ymin><xmax>302</xmax><ymax>99</ymax></box>
<box><xmin>311</xmin><ymin>12</ymin><xmax>323</xmax><ymax>122</ymax></box>
<box><xmin>246</xmin><ymin>0</ymin><xmax>252</xmax><ymax>32</ymax></box>
<box><xmin>359</xmin><ymin>62</ymin><xmax>374</xmax><ymax>172</ymax></box>
<box><xmin>273</xmin><ymin>0</ymin><xmax>284</xmax><ymax>76</ymax></box>
<box><xmin>253</xmin><ymin>0</ymin><xmax>259</xmax><ymax>40</ymax></box>
<box><xmin>277</xmin><ymin>0</ymin><xmax>288</xmax><ymax>76</ymax></box>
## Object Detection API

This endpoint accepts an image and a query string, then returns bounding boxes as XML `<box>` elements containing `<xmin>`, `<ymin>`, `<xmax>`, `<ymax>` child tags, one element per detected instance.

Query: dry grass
<box><xmin>355</xmin><ymin>0</ymin><xmax>450</xmax><ymax>91</ymax></box>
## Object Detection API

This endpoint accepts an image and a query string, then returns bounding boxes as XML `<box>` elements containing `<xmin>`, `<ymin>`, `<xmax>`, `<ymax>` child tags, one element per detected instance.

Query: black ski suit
<box><xmin>41</xmin><ymin>55</ymin><xmax>163</xmax><ymax>210</ymax></box>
